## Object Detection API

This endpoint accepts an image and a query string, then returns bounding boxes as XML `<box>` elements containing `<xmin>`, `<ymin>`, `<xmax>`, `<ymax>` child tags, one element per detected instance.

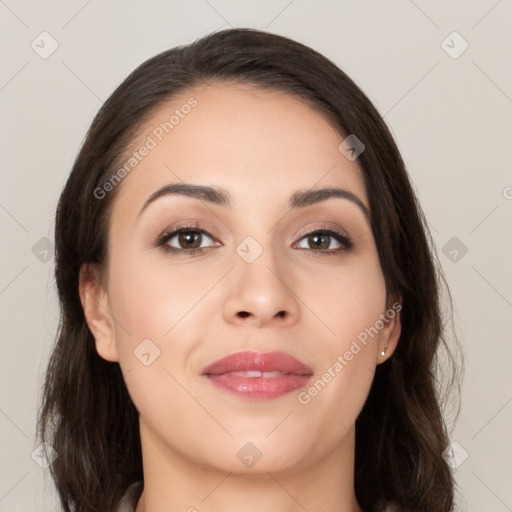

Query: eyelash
<box><xmin>155</xmin><ymin>223</ymin><xmax>354</xmax><ymax>256</ymax></box>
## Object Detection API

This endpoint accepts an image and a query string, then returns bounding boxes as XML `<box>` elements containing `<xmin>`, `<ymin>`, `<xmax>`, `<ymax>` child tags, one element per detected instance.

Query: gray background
<box><xmin>1</xmin><ymin>1</ymin><xmax>511</xmax><ymax>510</ymax></box>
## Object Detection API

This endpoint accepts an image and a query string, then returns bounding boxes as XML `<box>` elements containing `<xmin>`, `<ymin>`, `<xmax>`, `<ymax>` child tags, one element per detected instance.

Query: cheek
<box><xmin>106</xmin><ymin>255</ymin><xmax>204</xmax><ymax>427</ymax></box>
<box><xmin>108</xmin><ymin>249</ymin><xmax>217</xmax><ymax>342</ymax></box>
<box><xmin>106</xmin><ymin>248</ymin><xmax>225</xmax><ymax>404</ymax></box>
<box><xmin>295</xmin><ymin>254</ymin><xmax>386</xmax><ymax>419</ymax></box>
<box><xmin>301</xmin><ymin>253</ymin><xmax>387</xmax><ymax>347</ymax></box>
<box><xmin>297</xmin><ymin>298</ymin><xmax>383</xmax><ymax>451</ymax></box>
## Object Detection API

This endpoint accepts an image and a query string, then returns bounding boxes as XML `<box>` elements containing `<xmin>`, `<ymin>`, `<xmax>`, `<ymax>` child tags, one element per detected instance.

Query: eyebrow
<box><xmin>139</xmin><ymin>183</ymin><xmax>370</xmax><ymax>220</ymax></box>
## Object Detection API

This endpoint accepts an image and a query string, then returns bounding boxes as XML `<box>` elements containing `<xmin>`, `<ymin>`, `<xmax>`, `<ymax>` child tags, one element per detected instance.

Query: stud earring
<box><xmin>380</xmin><ymin>344</ymin><xmax>389</xmax><ymax>357</ymax></box>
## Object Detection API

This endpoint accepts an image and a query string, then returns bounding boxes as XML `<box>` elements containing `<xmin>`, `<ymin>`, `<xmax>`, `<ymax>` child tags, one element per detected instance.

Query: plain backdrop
<box><xmin>1</xmin><ymin>1</ymin><xmax>511</xmax><ymax>511</ymax></box>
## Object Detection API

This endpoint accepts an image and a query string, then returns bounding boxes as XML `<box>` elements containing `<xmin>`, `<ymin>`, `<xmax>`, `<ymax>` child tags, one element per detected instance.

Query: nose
<box><xmin>222</xmin><ymin>247</ymin><xmax>301</xmax><ymax>328</ymax></box>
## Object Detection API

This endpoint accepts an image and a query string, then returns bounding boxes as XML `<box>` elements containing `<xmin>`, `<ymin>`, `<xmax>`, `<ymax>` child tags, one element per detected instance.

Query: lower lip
<box><xmin>204</xmin><ymin>374</ymin><xmax>313</xmax><ymax>399</ymax></box>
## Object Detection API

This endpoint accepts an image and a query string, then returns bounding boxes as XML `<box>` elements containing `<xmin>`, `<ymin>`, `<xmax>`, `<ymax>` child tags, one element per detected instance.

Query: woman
<box><xmin>36</xmin><ymin>28</ymin><xmax>462</xmax><ymax>512</ymax></box>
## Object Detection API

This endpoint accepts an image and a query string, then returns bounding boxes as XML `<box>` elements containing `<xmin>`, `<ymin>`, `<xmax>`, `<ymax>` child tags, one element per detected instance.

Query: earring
<box><xmin>380</xmin><ymin>344</ymin><xmax>389</xmax><ymax>357</ymax></box>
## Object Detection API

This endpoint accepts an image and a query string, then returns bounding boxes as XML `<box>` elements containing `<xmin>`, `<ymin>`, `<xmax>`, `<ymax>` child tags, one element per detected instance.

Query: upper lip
<box><xmin>202</xmin><ymin>350</ymin><xmax>313</xmax><ymax>376</ymax></box>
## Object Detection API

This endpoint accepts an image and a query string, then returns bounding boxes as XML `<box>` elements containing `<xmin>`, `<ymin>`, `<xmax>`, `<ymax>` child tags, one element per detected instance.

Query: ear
<box><xmin>377</xmin><ymin>298</ymin><xmax>402</xmax><ymax>364</ymax></box>
<box><xmin>79</xmin><ymin>263</ymin><xmax>119</xmax><ymax>362</ymax></box>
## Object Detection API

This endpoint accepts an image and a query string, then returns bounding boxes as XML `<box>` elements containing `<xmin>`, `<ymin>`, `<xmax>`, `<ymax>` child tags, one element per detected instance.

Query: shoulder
<box><xmin>113</xmin><ymin>481</ymin><xmax>143</xmax><ymax>512</ymax></box>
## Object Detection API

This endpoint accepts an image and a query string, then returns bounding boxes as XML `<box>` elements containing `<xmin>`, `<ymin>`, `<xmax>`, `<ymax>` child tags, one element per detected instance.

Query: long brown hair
<box><xmin>37</xmin><ymin>28</ymin><xmax>463</xmax><ymax>512</ymax></box>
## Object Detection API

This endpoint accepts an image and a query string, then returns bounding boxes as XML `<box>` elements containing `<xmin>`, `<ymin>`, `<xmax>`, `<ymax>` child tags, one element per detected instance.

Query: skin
<box><xmin>80</xmin><ymin>83</ymin><xmax>401</xmax><ymax>512</ymax></box>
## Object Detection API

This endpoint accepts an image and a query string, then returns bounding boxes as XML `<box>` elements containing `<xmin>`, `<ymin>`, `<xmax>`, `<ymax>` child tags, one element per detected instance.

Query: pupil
<box><xmin>179</xmin><ymin>232</ymin><xmax>201</xmax><ymax>248</ymax></box>
<box><xmin>310</xmin><ymin>234</ymin><xmax>328</xmax><ymax>249</ymax></box>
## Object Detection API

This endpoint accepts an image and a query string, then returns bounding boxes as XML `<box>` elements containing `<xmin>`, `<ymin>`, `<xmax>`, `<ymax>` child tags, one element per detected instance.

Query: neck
<box><xmin>134</xmin><ymin>420</ymin><xmax>363</xmax><ymax>512</ymax></box>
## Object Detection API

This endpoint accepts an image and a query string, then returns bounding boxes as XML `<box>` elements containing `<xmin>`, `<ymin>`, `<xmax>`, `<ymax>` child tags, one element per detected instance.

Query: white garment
<box><xmin>114</xmin><ymin>481</ymin><xmax>143</xmax><ymax>512</ymax></box>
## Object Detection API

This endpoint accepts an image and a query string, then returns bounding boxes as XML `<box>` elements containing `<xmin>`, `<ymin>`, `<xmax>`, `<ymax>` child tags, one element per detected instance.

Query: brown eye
<box><xmin>176</xmin><ymin>231</ymin><xmax>204</xmax><ymax>249</ymax></box>
<box><xmin>158</xmin><ymin>227</ymin><xmax>218</xmax><ymax>254</ymax></box>
<box><xmin>295</xmin><ymin>229</ymin><xmax>353</xmax><ymax>253</ymax></box>
<box><xmin>304</xmin><ymin>233</ymin><xmax>333</xmax><ymax>250</ymax></box>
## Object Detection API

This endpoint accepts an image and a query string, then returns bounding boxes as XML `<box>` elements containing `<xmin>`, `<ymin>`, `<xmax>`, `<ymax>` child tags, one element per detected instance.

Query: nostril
<box><xmin>238</xmin><ymin>311</ymin><xmax>250</xmax><ymax>318</ymax></box>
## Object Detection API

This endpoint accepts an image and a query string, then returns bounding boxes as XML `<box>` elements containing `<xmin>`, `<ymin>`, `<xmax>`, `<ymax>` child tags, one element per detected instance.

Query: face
<box><xmin>81</xmin><ymin>83</ymin><xmax>401</xmax><ymax>477</ymax></box>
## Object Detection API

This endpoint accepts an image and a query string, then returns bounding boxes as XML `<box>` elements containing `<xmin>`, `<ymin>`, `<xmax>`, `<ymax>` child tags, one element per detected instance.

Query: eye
<box><xmin>157</xmin><ymin>225</ymin><xmax>219</xmax><ymax>255</ymax></box>
<box><xmin>294</xmin><ymin>227</ymin><xmax>353</xmax><ymax>255</ymax></box>
<box><xmin>155</xmin><ymin>224</ymin><xmax>353</xmax><ymax>257</ymax></box>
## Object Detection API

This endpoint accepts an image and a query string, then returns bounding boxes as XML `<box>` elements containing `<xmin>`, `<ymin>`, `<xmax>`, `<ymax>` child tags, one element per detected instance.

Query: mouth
<box><xmin>201</xmin><ymin>350</ymin><xmax>314</xmax><ymax>400</ymax></box>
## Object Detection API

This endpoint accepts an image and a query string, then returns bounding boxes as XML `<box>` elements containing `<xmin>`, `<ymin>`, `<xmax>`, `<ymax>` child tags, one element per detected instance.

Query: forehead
<box><xmin>110</xmin><ymin>83</ymin><xmax>368</xmax><ymax>221</ymax></box>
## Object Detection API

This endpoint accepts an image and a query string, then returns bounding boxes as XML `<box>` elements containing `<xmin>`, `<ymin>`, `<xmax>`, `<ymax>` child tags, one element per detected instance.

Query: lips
<box><xmin>201</xmin><ymin>350</ymin><xmax>313</xmax><ymax>376</ymax></box>
<box><xmin>201</xmin><ymin>350</ymin><xmax>314</xmax><ymax>400</ymax></box>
